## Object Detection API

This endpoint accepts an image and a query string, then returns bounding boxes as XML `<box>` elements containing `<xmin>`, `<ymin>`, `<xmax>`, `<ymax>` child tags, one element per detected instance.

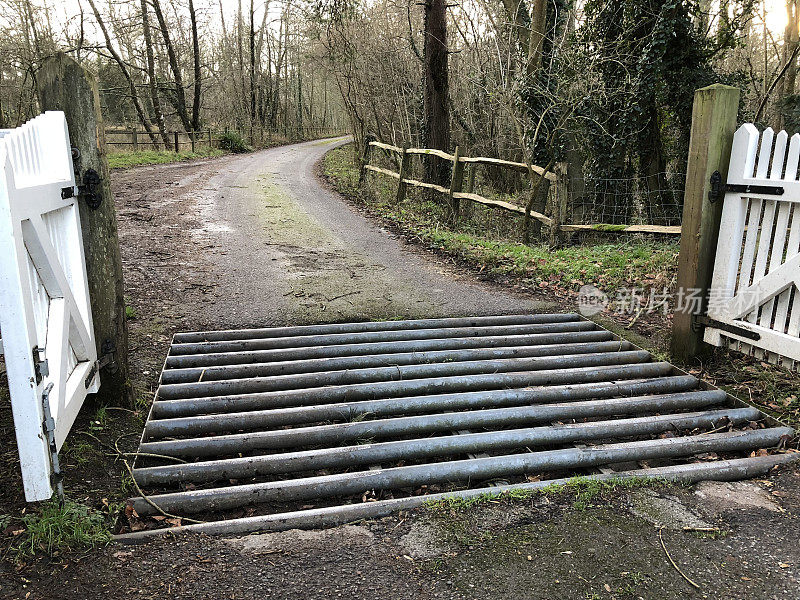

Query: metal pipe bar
<box><xmin>168</xmin><ymin>321</ymin><xmax>598</xmax><ymax>356</ymax></box>
<box><xmin>116</xmin><ymin>453</ymin><xmax>800</xmax><ymax>541</ymax></box>
<box><xmin>151</xmin><ymin>362</ymin><xmax>677</xmax><ymax>418</ymax></box>
<box><xmin>161</xmin><ymin>340</ymin><xmax>628</xmax><ymax>384</ymax></box>
<box><xmin>157</xmin><ymin>350</ymin><xmax>649</xmax><ymax>400</ymax></box>
<box><xmin>164</xmin><ymin>330</ymin><xmax>614</xmax><ymax>369</ymax></box>
<box><xmin>131</xmin><ymin>428</ymin><xmax>793</xmax><ymax>514</ymax></box>
<box><xmin>173</xmin><ymin>313</ymin><xmax>581</xmax><ymax>344</ymax></box>
<box><xmin>135</xmin><ymin>403</ymin><xmax>745</xmax><ymax>485</ymax></box>
<box><xmin>144</xmin><ymin>375</ymin><xmax>700</xmax><ymax>438</ymax></box>
<box><xmin>140</xmin><ymin>389</ymin><xmax>729</xmax><ymax>457</ymax></box>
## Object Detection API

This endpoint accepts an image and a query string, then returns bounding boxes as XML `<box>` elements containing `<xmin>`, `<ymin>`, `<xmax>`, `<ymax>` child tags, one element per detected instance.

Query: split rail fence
<box><xmin>359</xmin><ymin>137</ymin><xmax>682</xmax><ymax>239</ymax></box>
<box><xmin>105</xmin><ymin>126</ymin><xmax>347</xmax><ymax>154</ymax></box>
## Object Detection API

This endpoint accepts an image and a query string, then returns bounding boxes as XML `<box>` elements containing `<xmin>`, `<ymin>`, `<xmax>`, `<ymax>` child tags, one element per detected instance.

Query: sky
<box><xmin>36</xmin><ymin>0</ymin><xmax>800</xmax><ymax>43</ymax></box>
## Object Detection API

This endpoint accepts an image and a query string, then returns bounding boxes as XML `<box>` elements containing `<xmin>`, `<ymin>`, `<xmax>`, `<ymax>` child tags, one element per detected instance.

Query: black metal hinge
<box><xmin>60</xmin><ymin>168</ymin><xmax>103</xmax><ymax>209</ymax></box>
<box><xmin>708</xmin><ymin>170</ymin><xmax>785</xmax><ymax>204</ymax></box>
<box><xmin>694</xmin><ymin>315</ymin><xmax>761</xmax><ymax>341</ymax></box>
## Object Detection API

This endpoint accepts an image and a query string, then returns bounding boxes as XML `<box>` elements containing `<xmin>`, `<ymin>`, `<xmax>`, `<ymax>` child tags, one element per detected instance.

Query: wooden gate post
<box><xmin>37</xmin><ymin>52</ymin><xmax>132</xmax><ymax>407</ymax></box>
<box><xmin>130</xmin><ymin>127</ymin><xmax>138</xmax><ymax>152</ymax></box>
<box><xmin>395</xmin><ymin>143</ymin><xmax>411</xmax><ymax>203</ymax></box>
<box><xmin>174</xmin><ymin>131</ymin><xmax>180</xmax><ymax>152</ymax></box>
<box><xmin>671</xmin><ymin>84</ymin><xmax>740</xmax><ymax>364</ymax></box>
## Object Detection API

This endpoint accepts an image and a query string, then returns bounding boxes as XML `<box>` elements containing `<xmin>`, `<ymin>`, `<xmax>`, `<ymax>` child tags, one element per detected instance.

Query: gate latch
<box><xmin>32</xmin><ymin>346</ymin><xmax>49</xmax><ymax>385</ymax></box>
<box><xmin>708</xmin><ymin>170</ymin><xmax>785</xmax><ymax>203</ymax></box>
<box><xmin>60</xmin><ymin>168</ymin><xmax>103</xmax><ymax>210</ymax></box>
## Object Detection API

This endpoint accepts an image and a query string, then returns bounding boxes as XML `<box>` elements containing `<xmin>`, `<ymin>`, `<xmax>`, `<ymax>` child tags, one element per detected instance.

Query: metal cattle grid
<box><xmin>118</xmin><ymin>313</ymin><xmax>797</xmax><ymax>539</ymax></box>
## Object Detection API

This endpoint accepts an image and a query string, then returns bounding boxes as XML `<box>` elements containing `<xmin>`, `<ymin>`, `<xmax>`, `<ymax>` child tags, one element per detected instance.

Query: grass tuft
<box><xmin>14</xmin><ymin>500</ymin><xmax>110</xmax><ymax>558</ymax></box>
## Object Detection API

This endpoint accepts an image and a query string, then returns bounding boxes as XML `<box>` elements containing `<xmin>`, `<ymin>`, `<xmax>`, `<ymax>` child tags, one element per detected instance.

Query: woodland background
<box><xmin>1</xmin><ymin>1</ymin><xmax>799</xmax><ymax>223</ymax></box>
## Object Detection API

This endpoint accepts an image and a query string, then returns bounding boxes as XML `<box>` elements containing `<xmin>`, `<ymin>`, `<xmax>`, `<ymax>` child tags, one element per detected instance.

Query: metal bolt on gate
<box><xmin>117</xmin><ymin>314</ymin><xmax>797</xmax><ymax>540</ymax></box>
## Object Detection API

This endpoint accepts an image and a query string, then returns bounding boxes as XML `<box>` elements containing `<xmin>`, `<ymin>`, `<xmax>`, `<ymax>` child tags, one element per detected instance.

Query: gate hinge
<box><xmin>693</xmin><ymin>314</ymin><xmax>761</xmax><ymax>341</ymax></box>
<box><xmin>32</xmin><ymin>346</ymin><xmax>49</xmax><ymax>385</ymax></box>
<box><xmin>84</xmin><ymin>338</ymin><xmax>117</xmax><ymax>389</ymax></box>
<box><xmin>61</xmin><ymin>169</ymin><xmax>103</xmax><ymax>209</ymax></box>
<box><xmin>41</xmin><ymin>382</ymin><xmax>64</xmax><ymax>500</ymax></box>
<box><xmin>708</xmin><ymin>170</ymin><xmax>785</xmax><ymax>204</ymax></box>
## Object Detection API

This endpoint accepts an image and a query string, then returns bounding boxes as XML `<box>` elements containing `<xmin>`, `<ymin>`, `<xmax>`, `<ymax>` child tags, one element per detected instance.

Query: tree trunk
<box><xmin>86</xmin><ymin>0</ymin><xmax>157</xmax><ymax>144</ymax></box>
<box><xmin>189</xmin><ymin>0</ymin><xmax>202</xmax><ymax>131</ymax></box>
<box><xmin>140</xmin><ymin>0</ymin><xmax>171</xmax><ymax>149</ymax></box>
<box><xmin>423</xmin><ymin>0</ymin><xmax>450</xmax><ymax>185</ymax></box>
<box><xmin>528</xmin><ymin>0</ymin><xmax>547</xmax><ymax>74</ymax></box>
<box><xmin>151</xmin><ymin>0</ymin><xmax>192</xmax><ymax>132</ymax></box>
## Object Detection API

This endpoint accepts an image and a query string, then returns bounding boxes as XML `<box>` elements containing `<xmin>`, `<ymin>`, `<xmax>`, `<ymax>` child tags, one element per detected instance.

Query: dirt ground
<box><xmin>2</xmin><ymin>138</ymin><xmax>800</xmax><ymax>599</ymax></box>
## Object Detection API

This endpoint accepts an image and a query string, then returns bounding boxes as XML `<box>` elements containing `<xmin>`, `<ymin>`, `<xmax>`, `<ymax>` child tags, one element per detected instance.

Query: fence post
<box><xmin>358</xmin><ymin>134</ymin><xmax>375</xmax><ymax>184</ymax></box>
<box><xmin>37</xmin><ymin>52</ymin><xmax>131</xmax><ymax>407</ymax></box>
<box><xmin>448</xmin><ymin>145</ymin><xmax>465</xmax><ymax>218</ymax></box>
<box><xmin>466</xmin><ymin>164</ymin><xmax>476</xmax><ymax>193</ymax></box>
<box><xmin>130</xmin><ymin>127</ymin><xmax>138</xmax><ymax>152</ymax></box>
<box><xmin>174</xmin><ymin>131</ymin><xmax>180</xmax><ymax>152</ymax></box>
<box><xmin>190</xmin><ymin>130</ymin><xmax>196</xmax><ymax>153</ymax></box>
<box><xmin>671</xmin><ymin>84</ymin><xmax>740</xmax><ymax>364</ymax></box>
<box><xmin>208</xmin><ymin>129</ymin><xmax>213</xmax><ymax>149</ymax></box>
<box><xmin>548</xmin><ymin>162</ymin><xmax>568</xmax><ymax>247</ymax></box>
<box><xmin>395</xmin><ymin>143</ymin><xmax>411</xmax><ymax>203</ymax></box>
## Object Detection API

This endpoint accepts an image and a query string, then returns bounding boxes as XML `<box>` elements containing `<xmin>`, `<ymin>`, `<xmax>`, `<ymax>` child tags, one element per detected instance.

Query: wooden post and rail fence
<box><xmin>359</xmin><ymin>138</ymin><xmax>683</xmax><ymax>240</ymax></box>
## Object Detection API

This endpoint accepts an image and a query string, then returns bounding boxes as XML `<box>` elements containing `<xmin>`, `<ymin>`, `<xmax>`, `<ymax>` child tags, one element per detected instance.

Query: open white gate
<box><xmin>0</xmin><ymin>112</ymin><xmax>98</xmax><ymax>501</ymax></box>
<box><xmin>705</xmin><ymin>124</ymin><xmax>800</xmax><ymax>368</ymax></box>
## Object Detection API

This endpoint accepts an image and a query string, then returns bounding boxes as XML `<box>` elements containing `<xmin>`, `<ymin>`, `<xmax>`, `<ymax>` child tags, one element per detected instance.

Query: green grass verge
<box><xmin>108</xmin><ymin>147</ymin><xmax>226</xmax><ymax>170</ymax></box>
<box><xmin>12</xmin><ymin>499</ymin><xmax>110</xmax><ymax>558</ymax></box>
<box><xmin>323</xmin><ymin>145</ymin><xmax>679</xmax><ymax>295</ymax></box>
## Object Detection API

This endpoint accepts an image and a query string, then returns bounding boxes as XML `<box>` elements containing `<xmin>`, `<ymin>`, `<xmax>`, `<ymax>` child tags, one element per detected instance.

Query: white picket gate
<box><xmin>705</xmin><ymin>124</ymin><xmax>800</xmax><ymax>368</ymax></box>
<box><xmin>0</xmin><ymin>112</ymin><xmax>98</xmax><ymax>501</ymax></box>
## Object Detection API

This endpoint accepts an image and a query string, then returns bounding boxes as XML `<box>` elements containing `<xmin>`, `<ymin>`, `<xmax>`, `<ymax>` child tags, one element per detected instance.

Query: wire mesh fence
<box><xmin>567</xmin><ymin>172</ymin><xmax>685</xmax><ymax>228</ymax></box>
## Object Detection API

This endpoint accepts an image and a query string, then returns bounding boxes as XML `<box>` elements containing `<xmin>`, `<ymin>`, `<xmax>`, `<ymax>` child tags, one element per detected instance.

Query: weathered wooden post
<box><xmin>207</xmin><ymin>129</ymin><xmax>213</xmax><ymax>149</ymax></box>
<box><xmin>190</xmin><ymin>130</ymin><xmax>196</xmax><ymax>153</ymax></box>
<box><xmin>37</xmin><ymin>52</ymin><xmax>131</xmax><ymax>407</ymax></box>
<box><xmin>466</xmin><ymin>164</ymin><xmax>476</xmax><ymax>193</ymax></box>
<box><xmin>130</xmin><ymin>127</ymin><xmax>138</xmax><ymax>152</ymax></box>
<box><xmin>174</xmin><ymin>131</ymin><xmax>180</xmax><ymax>152</ymax></box>
<box><xmin>448</xmin><ymin>145</ymin><xmax>465</xmax><ymax>218</ymax></box>
<box><xmin>671</xmin><ymin>84</ymin><xmax>740</xmax><ymax>364</ymax></box>
<box><xmin>358</xmin><ymin>134</ymin><xmax>375</xmax><ymax>184</ymax></box>
<box><xmin>395</xmin><ymin>143</ymin><xmax>411</xmax><ymax>203</ymax></box>
<box><xmin>548</xmin><ymin>162</ymin><xmax>569</xmax><ymax>247</ymax></box>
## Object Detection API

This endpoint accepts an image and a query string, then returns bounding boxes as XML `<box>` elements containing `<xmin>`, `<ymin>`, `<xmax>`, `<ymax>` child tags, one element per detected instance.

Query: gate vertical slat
<box><xmin>705</xmin><ymin>125</ymin><xmax>759</xmax><ymax>347</ymax></box>
<box><xmin>747</xmin><ymin>132</ymin><xmax>785</xmax><ymax>358</ymax></box>
<box><xmin>739</xmin><ymin>129</ymin><xmax>774</xmax><ymax>297</ymax></box>
<box><xmin>772</xmin><ymin>135</ymin><xmax>800</xmax><ymax>350</ymax></box>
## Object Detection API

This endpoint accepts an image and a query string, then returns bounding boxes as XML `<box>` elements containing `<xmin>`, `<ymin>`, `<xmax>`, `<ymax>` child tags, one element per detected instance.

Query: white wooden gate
<box><xmin>705</xmin><ymin>124</ymin><xmax>800</xmax><ymax>368</ymax></box>
<box><xmin>0</xmin><ymin>112</ymin><xmax>98</xmax><ymax>501</ymax></box>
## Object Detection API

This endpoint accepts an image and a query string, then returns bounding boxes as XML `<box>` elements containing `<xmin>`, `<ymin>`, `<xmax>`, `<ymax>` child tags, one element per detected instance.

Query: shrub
<box><xmin>217</xmin><ymin>130</ymin><xmax>251</xmax><ymax>153</ymax></box>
